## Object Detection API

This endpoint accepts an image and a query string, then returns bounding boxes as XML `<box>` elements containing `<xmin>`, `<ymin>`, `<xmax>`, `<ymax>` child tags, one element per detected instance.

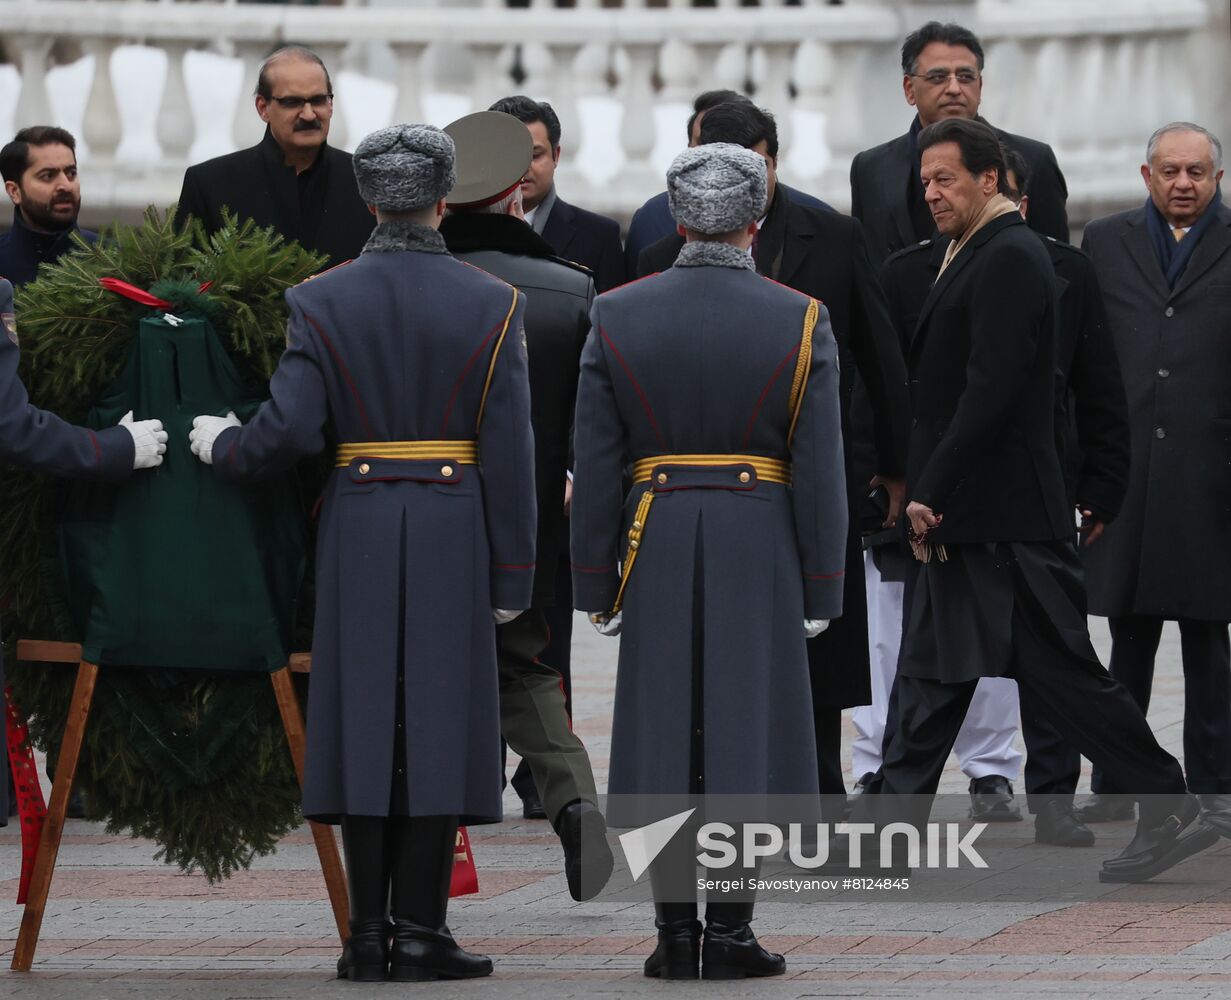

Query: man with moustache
<box><xmin>0</xmin><ymin>127</ymin><xmax>97</xmax><ymax>285</ymax></box>
<box><xmin>850</xmin><ymin>20</ymin><xmax>1068</xmax><ymax>264</ymax></box>
<box><xmin>853</xmin><ymin>118</ymin><xmax>1219</xmax><ymax>885</ymax></box>
<box><xmin>1079</xmin><ymin>123</ymin><xmax>1231</xmax><ymax>833</ymax></box>
<box><xmin>175</xmin><ymin>46</ymin><xmax>372</xmax><ymax>268</ymax></box>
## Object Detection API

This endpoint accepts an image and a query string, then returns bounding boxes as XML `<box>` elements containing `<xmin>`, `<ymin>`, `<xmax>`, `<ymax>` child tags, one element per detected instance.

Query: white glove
<box><xmin>493</xmin><ymin>608</ymin><xmax>523</xmax><ymax>624</ymax></box>
<box><xmin>188</xmin><ymin>411</ymin><xmax>242</xmax><ymax>465</ymax></box>
<box><xmin>119</xmin><ymin>410</ymin><xmax>168</xmax><ymax>470</ymax></box>
<box><xmin>590</xmin><ymin>611</ymin><xmax>623</xmax><ymax>637</ymax></box>
<box><xmin>804</xmin><ymin>619</ymin><xmax>830</xmax><ymax>639</ymax></box>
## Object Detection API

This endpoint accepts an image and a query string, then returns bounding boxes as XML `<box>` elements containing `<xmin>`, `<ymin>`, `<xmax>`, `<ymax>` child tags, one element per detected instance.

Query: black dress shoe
<box><xmin>701</xmin><ymin>920</ymin><xmax>786</xmax><ymax>980</ymax></box>
<box><xmin>65</xmin><ymin>788</ymin><xmax>88</xmax><ymax>820</ymax></box>
<box><xmin>1034</xmin><ymin>799</ymin><xmax>1095</xmax><ymax>847</ymax></box>
<box><xmin>1099</xmin><ymin>793</ymin><xmax>1219</xmax><ymax>883</ymax></box>
<box><xmin>969</xmin><ymin>775</ymin><xmax>1023</xmax><ymax>822</ymax></box>
<box><xmin>389</xmin><ymin>921</ymin><xmax>492</xmax><ymax>981</ymax></box>
<box><xmin>555</xmin><ymin>799</ymin><xmax>614</xmax><ymax>901</ymax></box>
<box><xmin>1075</xmin><ymin>793</ymin><xmax>1136</xmax><ymax>823</ymax></box>
<box><xmin>336</xmin><ymin>919</ymin><xmax>390</xmax><ymax>982</ymax></box>
<box><xmin>521</xmin><ymin>791</ymin><xmax>548</xmax><ymax>820</ymax></box>
<box><xmin>644</xmin><ymin>905</ymin><xmax>701</xmax><ymax>980</ymax></box>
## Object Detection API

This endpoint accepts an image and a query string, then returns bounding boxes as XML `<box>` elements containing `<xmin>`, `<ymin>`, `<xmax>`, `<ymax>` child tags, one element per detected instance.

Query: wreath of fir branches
<box><xmin>1</xmin><ymin>208</ymin><xmax>327</xmax><ymax>881</ymax></box>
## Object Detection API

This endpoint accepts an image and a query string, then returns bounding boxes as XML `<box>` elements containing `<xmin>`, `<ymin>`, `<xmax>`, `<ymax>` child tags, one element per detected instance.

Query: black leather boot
<box><xmin>644</xmin><ymin>902</ymin><xmax>701</xmax><ymax>980</ymax></box>
<box><xmin>389</xmin><ymin>815</ymin><xmax>492</xmax><ymax>981</ymax></box>
<box><xmin>554</xmin><ymin>799</ymin><xmax>615</xmax><ymax>901</ymax></box>
<box><xmin>702</xmin><ymin>900</ymin><xmax>785</xmax><ymax>980</ymax></box>
<box><xmin>338</xmin><ymin>816</ymin><xmax>391</xmax><ymax>982</ymax></box>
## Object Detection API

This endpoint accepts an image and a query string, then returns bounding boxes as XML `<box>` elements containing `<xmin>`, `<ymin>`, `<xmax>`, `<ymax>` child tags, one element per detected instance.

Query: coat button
<box><xmin>1155</xmin><ymin>427</ymin><xmax>1167</xmax><ymax>439</ymax></box>
<box><xmin>358</xmin><ymin>463</ymin><xmax>370</xmax><ymax>475</ymax></box>
<box><xmin>656</xmin><ymin>472</ymin><xmax>668</xmax><ymax>485</ymax></box>
<box><xmin>1165</xmin><ymin>306</ymin><xmax>1175</xmax><ymax>317</ymax></box>
<box><xmin>441</xmin><ymin>465</ymin><xmax>454</xmax><ymax>477</ymax></box>
<box><xmin>738</xmin><ymin>471</ymin><xmax>751</xmax><ymax>483</ymax></box>
<box><xmin>1158</xmin><ymin>368</ymin><xmax>1170</xmax><ymax>378</ymax></box>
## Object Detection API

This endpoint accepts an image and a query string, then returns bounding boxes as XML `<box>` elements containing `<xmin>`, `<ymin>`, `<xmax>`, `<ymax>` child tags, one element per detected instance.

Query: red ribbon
<box><xmin>98</xmin><ymin>278</ymin><xmax>213</xmax><ymax>309</ymax></box>
<box><xmin>5</xmin><ymin>685</ymin><xmax>46</xmax><ymax>904</ymax></box>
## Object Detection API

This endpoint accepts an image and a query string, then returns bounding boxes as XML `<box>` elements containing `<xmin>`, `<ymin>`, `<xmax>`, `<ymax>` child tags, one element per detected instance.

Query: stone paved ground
<box><xmin>2</xmin><ymin>617</ymin><xmax>1229</xmax><ymax>999</ymax></box>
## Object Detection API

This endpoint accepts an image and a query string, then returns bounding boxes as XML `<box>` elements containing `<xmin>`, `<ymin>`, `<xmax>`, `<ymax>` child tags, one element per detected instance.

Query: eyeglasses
<box><xmin>912</xmin><ymin>70</ymin><xmax>980</xmax><ymax>87</ymax></box>
<box><xmin>269</xmin><ymin>94</ymin><xmax>334</xmax><ymax>111</ymax></box>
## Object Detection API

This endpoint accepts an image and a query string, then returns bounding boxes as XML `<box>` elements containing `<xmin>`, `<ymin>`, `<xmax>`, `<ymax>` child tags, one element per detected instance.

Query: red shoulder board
<box><xmin>300</xmin><ymin>259</ymin><xmax>354</xmax><ymax>284</ymax></box>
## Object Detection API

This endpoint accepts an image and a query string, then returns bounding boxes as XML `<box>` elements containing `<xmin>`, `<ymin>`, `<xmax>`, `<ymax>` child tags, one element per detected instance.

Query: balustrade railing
<box><xmin>1</xmin><ymin>0</ymin><xmax>1226</xmax><ymax>226</ymax></box>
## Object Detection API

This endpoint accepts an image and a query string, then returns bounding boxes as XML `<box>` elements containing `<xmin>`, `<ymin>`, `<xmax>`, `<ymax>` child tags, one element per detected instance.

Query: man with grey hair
<box><xmin>175</xmin><ymin>45</ymin><xmax>372</xmax><ymax>267</ymax></box>
<box><xmin>572</xmin><ymin>142</ymin><xmax>847</xmax><ymax>980</ymax></box>
<box><xmin>1079</xmin><ymin>122</ymin><xmax>1231</xmax><ymax>833</ymax></box>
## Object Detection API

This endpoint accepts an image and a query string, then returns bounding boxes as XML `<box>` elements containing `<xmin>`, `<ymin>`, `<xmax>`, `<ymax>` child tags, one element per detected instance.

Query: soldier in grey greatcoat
<box><xmin>189</xmin><ymin>125</ymin><xmax>537</xmax><ymax>983</ymax></box>
<box><xmin>571</xmin><ymin>144</ymin><xmax>848</xmax><ymax>981</ymax></box>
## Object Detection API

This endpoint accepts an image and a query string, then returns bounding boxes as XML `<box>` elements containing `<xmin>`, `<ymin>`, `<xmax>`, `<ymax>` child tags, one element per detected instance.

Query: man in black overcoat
<box><xmin>638</xmin><ymin>102</ymin><xmax>910</xmax><ymax>806</ymax></box>
<box><xmin>1079</xmin><ymin>122</ymin><xmax>1231</xmax><ymax>833</ymax></box>
<box><xmin>174</xmin><ymin>46</ymin><xmax>373</xmax><ymax>268</ymax></box>
<box><xmin>860</xmin><ymin>147</ymin><xmax>1130</xmax><ymax>846</ymax></box>
<box><xmin>853</xmin><ymin>118</ymin><xmax>1220</xmax><ymax>886</ymax></box>
<box><xmin>850</xmin><ymin>21</ymin><xmax>1068</xmax><ymax>265</ymax></box>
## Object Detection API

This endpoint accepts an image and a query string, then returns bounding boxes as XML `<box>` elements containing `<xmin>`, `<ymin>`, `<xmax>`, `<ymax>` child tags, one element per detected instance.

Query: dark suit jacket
<box><xmin>0</xmin><ymin>209</ymin><xmax>98</xmax><ymax>287</ymax></box>
<box><xmin>175</xmin><ymin>129</ymin><xmax>373</xmax><ymax>268</ymax></box>
<box><xmin>442</xmin><ymin>213</ymin><xmax>594</xmax><ymax>606</ymax></box>
<box><xmin>624</xmin><ymin>183</ymin><xmax>834</xmax><ymax>278</ymax></box>
<box><xmin>851</xmin><ymin>121</ymin><xmax>1069</xmax><ymax>264</ymax></box>
<box><xmin>880</xmin><ymin>232</ymin><xmax>1129</xmax><ymax>523</ymax></box>
<box><xmin>1081</xmin><ymin>202</ymin><xmax>1231</xmax><ymax>621</ymax></box>
<box><xmin>540</xmin><ymin>196</ymin><xmax>625</xmax><ymax>293</ymax></box>
<box><xmin>907</xmin><ymin>212</ymin><xmax>1071</xmax><ymax>544</ymax></box>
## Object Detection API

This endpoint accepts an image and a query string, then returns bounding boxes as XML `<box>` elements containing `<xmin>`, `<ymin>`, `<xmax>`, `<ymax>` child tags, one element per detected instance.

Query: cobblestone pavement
<box><xmin>2</xmin><ymin>617</ymin><xmax>1229</xmax><ymax>999</ymax></box>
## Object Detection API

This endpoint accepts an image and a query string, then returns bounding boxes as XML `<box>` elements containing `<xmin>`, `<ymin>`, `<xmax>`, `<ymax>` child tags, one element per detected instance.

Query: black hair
<box><xmin>696</xmin><ymin>101</ymin><xmax>779</xmax><ymax>161</ymax></box>
<box><xmin>0</xmin><ymin>126</ymin><xmax>77</xmax><ymax>184</ymax></box>
<box><xmin>901</xmin><ymin>22</ymin><xmax>985</xmax><ymax>76</ymax></box>
<box><xmin>685</xmin><ymin>89</ymin><xmax>750</xmax><ymax>142</ymax></box>
<box><xmin>1001</xmin><ymin>146</ymin><xmax>1031</xmax><ymax>200</ymax></box>
<box><xmin>918</xmin><ymin>118</ymin><xmax>1009</xmax><ymax>196</ymax></box>
<box><xmin>489</xmin><ymin>95</ymin><xmax>562</xmax><ymax>150</ymax></box>
<box><xmin>255</xmin><ymin>46</ymin><xmax>333</xmax><ymax>101</ymax></box>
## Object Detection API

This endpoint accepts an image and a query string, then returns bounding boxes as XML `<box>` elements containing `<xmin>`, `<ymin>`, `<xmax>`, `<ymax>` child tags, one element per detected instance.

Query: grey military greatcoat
<box><xmin>570</xmin><ymin>248</ymin><xmax>848</xmax><ymax>826</ymax></box>
<box><xmin>211</xmin><ymin>225</ymin><xmax>537</xmax><ymax>824</ymax></box>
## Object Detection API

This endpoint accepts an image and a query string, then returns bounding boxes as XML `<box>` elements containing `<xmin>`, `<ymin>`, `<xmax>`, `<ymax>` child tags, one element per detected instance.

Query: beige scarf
<box><xmin>936</xmin><ymin>194</ymin><xmax>1019</xmax><ymax>279</ymax></box>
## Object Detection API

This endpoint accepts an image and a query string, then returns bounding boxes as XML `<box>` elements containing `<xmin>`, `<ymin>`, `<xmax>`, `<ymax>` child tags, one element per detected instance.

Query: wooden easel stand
<box><xmin>8</xmin><ymin>642</ymin><xmax>349</xmax><ymax>973</ymax></box>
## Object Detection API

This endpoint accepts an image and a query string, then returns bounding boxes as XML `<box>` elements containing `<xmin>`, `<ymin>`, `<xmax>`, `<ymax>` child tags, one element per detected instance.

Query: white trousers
<box><xmin>850</xmin><ymin>549</ymin><xmax>1023</xmax><ymax>782</ymax></box>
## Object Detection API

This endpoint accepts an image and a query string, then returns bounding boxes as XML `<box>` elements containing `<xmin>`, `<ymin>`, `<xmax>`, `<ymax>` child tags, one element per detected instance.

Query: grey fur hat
<box><xmin>352</xmin><ymin>124</ymin><xmax>456</xmax><ymax>212</ymax></box>
<box><xmin>667</xmin><ymin>143</ymin><xmax>768</xmax><ymax>234</ymax></box>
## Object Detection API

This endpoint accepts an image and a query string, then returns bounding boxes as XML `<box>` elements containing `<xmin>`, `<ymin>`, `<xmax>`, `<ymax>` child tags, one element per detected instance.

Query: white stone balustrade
<box><xmin>0</xmin><ymin>0</ymin><xmax>1227</xmax><ymax>227</ymax></box>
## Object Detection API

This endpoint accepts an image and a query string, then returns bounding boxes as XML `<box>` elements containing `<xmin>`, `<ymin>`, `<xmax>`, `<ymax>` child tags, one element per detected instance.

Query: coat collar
<box><xmin>1170</xmin><ymin>201</ymin><xmax>1231</xmax><ymax>300</ymax></box>
<box><xmin>1119</xmin><ymin>207</ymin><xmax>1174</xmax><ymax>301</ymax></box>
<box><xmin>439</xmin><ymin>212</ymin><xmax>558</xmax><ymax>259</ymax></box>
<box><xmin>540</xmin><ymin>192</ymin><xmax>575</xmax><ymax>253</ymax></box>
<box><xmin>880</xmin><ymin>132</ymin><xmax>920</xmax><ymax>251</ymax></box>
<box><xmin>912</xmin><ymin>212</ymin><xmax>1025</xmax><ymax>354</ymax></box>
